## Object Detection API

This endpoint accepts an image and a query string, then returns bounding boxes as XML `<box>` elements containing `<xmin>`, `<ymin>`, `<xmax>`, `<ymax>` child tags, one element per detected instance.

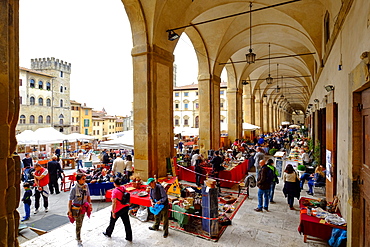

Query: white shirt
<box><xmin>191</xmin><ymin>154</ymin><xmax>200</xmax><ymax>166</ymax></box>
<box><xmin>112</xmin><ymin>157</ymin><xmax>125</xmax><ymax>174</ymax></box>
<box><xmin>301</xmin><ymin>153</ymin><xmax>310</xmax><ymax>162</ymax></box>
<box><xmin>77</xmin><ymin>153</ymin><xmax>84</xmax><ymax>161</ymax></box>
<box><xmin>125</xmin><ymin>160</ymin><xmax>133</xmax><ymax>172</ymax></box>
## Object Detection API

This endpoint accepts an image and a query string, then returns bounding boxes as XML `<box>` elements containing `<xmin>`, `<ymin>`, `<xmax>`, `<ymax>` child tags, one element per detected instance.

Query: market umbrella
<box><xmin>289</xmin><ymin>124</ymin><xmax>300</xmax><ymax>129</ymax></box>
<box><xmin>242</xmin><ymin>123</ymin><xmax>260</xmax><ymax>130</ymax></box>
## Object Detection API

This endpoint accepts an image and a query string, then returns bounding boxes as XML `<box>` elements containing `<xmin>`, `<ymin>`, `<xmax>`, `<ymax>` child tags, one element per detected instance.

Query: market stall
<box><xmin>176</xmin><ymin>159</ymin><xmax>248</xmax><ymax>188</ymax></box>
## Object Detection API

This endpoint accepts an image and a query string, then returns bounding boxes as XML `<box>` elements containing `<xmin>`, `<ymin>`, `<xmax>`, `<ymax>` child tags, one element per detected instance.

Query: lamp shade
<box><xmin>246</xmin><ymin>50</ymin><xmax>256</xmax><ymax>64</ymax></box>
<box><xmin>266</xmin><ymin>75</ymin><xmax>273</xmax><ymax>84</ymax></box>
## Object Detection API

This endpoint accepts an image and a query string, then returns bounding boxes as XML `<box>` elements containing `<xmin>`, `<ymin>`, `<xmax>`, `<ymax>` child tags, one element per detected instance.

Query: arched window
<box><xmin>59</xmin><ymin>119</ymin><xmax>64</xmax><ymax>125</ymax></box>
<box><xmin>30</xmin><ymin>115</ymin><xmax>35</xmax><ymax>124</ymax></box>
<box><xmin>38</xmin><ymin>97</ymin><xmax>43</xmax><ymax>106</ymax></box>
<box><xmin>19</xmin><ymin>115</ymin><xmax>26</xmax><ymax>124</ymax></box>
<box><xmin>30</xmin><ymin>79</ymin><xmax>35</xmax><ymax>88</ymax></box>
<box><xmin>38</xmin><ymin>115</ymin><xmax>43</xmax><ymax>123</ymax></box>
<box><xmin>30</xmin><ymin>97</ymin><xmax>35</xmax><ymax>105</ymax></box>
<box><xmin>46</xmin><ymin>98</ymin><xmax>51</xmax><ymax>106</ymax></box>
<box><xmin>46</xmin><ymin>115</ymin><xmax>51</xmax><ymax>124</ymax></box>
<box><xmin>60</xmin><ymin>99</ymin><xmax>63</xmax><ymax>107</ymax></box>
<box><xmin>60</xmin><ymin>86</ymin><xmax>63</xmax><ymax>93</ymax></box>
<box><xmin>38</xmin><ymin>81</ymin><xmax>43</xmax><ymax>89</ymax></box>
<box><xmin>46</xmin><ymin>82</ymin><xmax>51</xmax><ymax>90</ymax></box>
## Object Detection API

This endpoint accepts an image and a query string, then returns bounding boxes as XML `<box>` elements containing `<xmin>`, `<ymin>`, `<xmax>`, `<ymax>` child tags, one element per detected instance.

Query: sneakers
<box><xmin>45</xmin><ymin>208</ymin><xmax>48</xmax><ymax>213</ymax></box>
<box><xmin>254</xmin><ymin>208</ymin><xmax>263</xmax><ymax>212</ymax></box>
<box><xmin>21</xmin><ymin>217</ymin><xmax>29</xmax><ymax>222</ymax></box>
<box><xmin>34</xmin><ymin>209</ymin><xmax>39</xmax><ymax>214</ymax></box>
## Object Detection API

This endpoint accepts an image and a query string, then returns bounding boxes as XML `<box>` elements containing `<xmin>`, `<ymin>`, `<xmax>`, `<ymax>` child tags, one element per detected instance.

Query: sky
<box><xmin>19</xmin><ymin>0</ymin><xmax>200</xmax><ymax>116</ymax></box>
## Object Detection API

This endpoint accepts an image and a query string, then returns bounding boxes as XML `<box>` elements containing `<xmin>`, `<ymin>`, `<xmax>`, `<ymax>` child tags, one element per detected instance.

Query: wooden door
<box><xmin>360</xmin><ymin>88</ymin><xmax>370</xmax><ymax>246</ymax></box>
<box><xmin>326</xmin><ymin>103</ymin><xmax>337</xmax><ymax>202</ymax></box>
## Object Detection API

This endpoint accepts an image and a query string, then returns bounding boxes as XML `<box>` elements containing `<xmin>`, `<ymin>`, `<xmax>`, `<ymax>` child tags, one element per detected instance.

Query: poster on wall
<box><xmin>326</xmin><ymin>149</ymin><xmax>332</xmax><ymax>182</ymax></box>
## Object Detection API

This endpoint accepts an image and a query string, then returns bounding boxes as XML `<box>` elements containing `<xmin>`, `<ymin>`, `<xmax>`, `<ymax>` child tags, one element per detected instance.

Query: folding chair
<box><xmin>61</xmin><ymin>174</ymin><xmax>76</xmax><ymax>192</ymax></box>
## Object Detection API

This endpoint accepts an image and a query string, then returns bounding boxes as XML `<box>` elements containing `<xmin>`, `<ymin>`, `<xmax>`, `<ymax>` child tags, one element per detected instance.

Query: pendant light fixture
<box><xmin>280</xmin><ymin>76</ymin><xmax>284</xmax><ymax>98</ymax></box>
<box><xmin>266</xmin><ymin>43</ymin><xmax>273</xmax><ymax>84</ymax></box>
<box><xmin>276</xmin><ymin>64</ymin><xmax>280</xmax><ymax>93</ymax></box>
<box><xmin>245</xmin><ymin>2</ymin><xmax>256</xmax><ymax>64</ymax></box>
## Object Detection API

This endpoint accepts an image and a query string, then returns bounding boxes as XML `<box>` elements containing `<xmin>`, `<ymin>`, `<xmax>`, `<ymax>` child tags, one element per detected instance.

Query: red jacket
<box><xmin>34</xmin><ymin>167</ymin><xmax>49</xmax><ymax>187</ymax></box>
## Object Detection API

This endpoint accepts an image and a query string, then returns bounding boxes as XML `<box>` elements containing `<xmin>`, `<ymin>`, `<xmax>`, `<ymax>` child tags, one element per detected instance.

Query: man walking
<box><xmin>254</xmin><ymin>160</ymin><xmax>271</xmax><ymax>212</ymax></box>
<box><xmin>254</xmin><ymin>147</ymin><xmax>265</xmax><ymax>180</ymax></box>
<box><xmin>22</xmin><ymin>153</ymin><xmax>33</xmax><ymax>182</ymax></box>
<box><xmin>47</xmin><ymin>156</ymin><xmax>64</xmax><ymax>194</ymax></box>
<box><xmin>112</xmin><ymin>154</ymin><xmax>125</xmax><ymax>176</ymax></box>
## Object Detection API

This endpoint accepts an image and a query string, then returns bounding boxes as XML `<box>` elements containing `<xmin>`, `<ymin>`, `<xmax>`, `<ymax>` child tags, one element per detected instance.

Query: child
<box><xmin>21</xmin><ymin>182</ymin><xmax>32</xmax><ymax>222</ymax></box>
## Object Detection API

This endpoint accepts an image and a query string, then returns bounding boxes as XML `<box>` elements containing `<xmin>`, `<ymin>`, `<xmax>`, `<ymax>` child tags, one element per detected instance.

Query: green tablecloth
<box><xmin>172</xmin><ymin>204</ymin><xmax>195</xmax><ymax>226</ymax></box>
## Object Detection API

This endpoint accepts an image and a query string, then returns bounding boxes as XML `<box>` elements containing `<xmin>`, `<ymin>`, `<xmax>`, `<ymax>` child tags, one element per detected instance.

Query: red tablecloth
<box><xmin>105</xmin><ymin>185</ymin><xmax>151</xmax><ymax>207</ymax></box>
<box><xmin>177</xmin><ymin>160</ymin><xmax>248</xmax><ymax>188</ymax></box>
<box><xmin>298</xmin><ymin>197</ymin><xmax>346</xmax><ymax>241</ymax></box>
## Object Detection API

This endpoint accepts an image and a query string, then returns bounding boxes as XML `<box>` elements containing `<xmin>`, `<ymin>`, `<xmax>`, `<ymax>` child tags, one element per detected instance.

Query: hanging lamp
<box><xmin>276</xmin><ymin>64</ymin><xmax>280</xmax><ymax>93</ymax></box>
<box><xmin>245</xmin><ymin>2</ymin><xmax>256</xmax><ymax>64</ymax></box>
<box><xmin>266</xmin><ymin>43</ymin><xmax>273</xmax><ymax>84</ymax></box>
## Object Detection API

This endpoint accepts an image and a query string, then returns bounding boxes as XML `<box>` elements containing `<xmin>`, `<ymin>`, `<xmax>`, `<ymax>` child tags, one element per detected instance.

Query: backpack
<box><xmin>270</xmin><ymin>166</ymin><xmax>279</xmax><ymax>184</ymax></box>
<box><xmin>265</xmin><ymin>166</ymin><xmax>274</xmax><ymax>184</ymax></box>
<box><xmin>116</xmin><ymin>188</ymin><xmax>130</xmax><ymax>205</ymax></box>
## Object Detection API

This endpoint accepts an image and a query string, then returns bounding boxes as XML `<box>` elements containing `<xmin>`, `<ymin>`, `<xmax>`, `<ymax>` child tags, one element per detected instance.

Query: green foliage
<box><xmin>298</xmin><ymin>164</ymin><xmax>306</xmax><ymax>171</ymax></box>
<box><xmin>269</xmin><ymin>148</ymin><xmax>278</xmax><ymax>155</ymax></box>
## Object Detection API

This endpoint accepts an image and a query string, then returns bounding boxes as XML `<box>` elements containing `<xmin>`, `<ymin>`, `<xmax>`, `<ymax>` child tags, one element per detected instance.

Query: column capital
<box><xmin>132</xmin><ymin>44</ymin><xmax>174</xmax><ymax>63</ymax></box>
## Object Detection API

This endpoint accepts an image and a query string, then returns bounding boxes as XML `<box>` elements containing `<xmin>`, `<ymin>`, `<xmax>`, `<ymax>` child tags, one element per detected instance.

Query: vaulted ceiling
<box><xmin>124</xmin><ymin>0</ymin><xmax>343</xmax><ymax>113</ymax></box>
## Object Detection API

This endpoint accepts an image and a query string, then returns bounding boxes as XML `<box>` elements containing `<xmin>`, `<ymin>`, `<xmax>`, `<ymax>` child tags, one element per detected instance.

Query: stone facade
<box><xmin>17</xmin><ymin>58</ymin><xmax>72</xmax><ymax>134</ymax></box>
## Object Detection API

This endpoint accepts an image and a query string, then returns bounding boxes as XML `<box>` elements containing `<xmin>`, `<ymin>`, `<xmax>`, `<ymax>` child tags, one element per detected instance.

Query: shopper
<box><xmin>147</xmin><ymin>178</ymin><xmax>169</xmax><ymax>238</ymax></box>
<box><xmin>103</xmin><ymin>178</ymin><xmax>132</xmax><ymax>241</ymax></box>
<box><xmin>21</xmin><ymin>182</ymin><xmax>32</xmax><ymax>222</ymax></box>
<box><xmin>282</xmin><ymin>164</ymin><xmax>301</xmax><ymax>210</ymax></box>
<box><xmin>124</xmin><ymin>155</ymin><xmax>134</xmax><ymax>178</ymax></box>
<box><xmin>68</xmin><ymin>173</ymin><xmax>92</xmax><ymax>243</ymax></box>
<box><xmin>267</xmin><ymin>159</ymin><xmax>279</xmax><ymax>203</ymax></box>
<box><xmin>33</xmin><ymin>163</ymin><xmax>49</xmax><ymax>214</ymax></box>
<box><xmin>47</xmin><ymin>156</ymin><xmax>64</xmax><ymax>194</ymax></box>
<box><xmin>76</xmin><ymin>150</ymin><xmax>84</xmax><ymax>169</ymax></box>
<box><xmin>254</xmin><ymin>160</ymin><xmax>271</xmax><ymax>212</ymax></box>
<box><xmin>307</xmin><ymin>165</ymin><xmax>326</xmax><ymax>195</ymax></box>
<box><xmin>112</xmin><ymin>154</ymin><xmax>125</xmax><ymax>175</ymax></box>
<box><xmin>254</xmin><ymin>147</ymin><xmax>265</xmax><ymax>180</ymax></box>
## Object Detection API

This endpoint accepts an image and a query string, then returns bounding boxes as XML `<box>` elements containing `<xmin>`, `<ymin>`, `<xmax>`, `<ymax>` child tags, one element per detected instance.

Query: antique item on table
<box><xmin>325</xmin><ymin>214</ymin><xmax>346</xmax><ymax>225</ymax></box>
<box><xmin>220</xmin><ymin>195</ymin><xmax>237</xmax><ymax>204</ymax></box>
<box><xmin>205</xmin><ymin>179</ymin><xmax>216</xmax><ymax>188</ymax></box>
<box><xmin>126</xmin><ymin>187</ymin><xmax>136</xmax><ymax>192</ymax></box>
<box><xmin>138</xmin><ymin>191</ymin><xmax>148</xmax><ymax>197</ymax></box>
<box><xmin>130</xmin><ymin>173</ymin><xmax>142</xmax><ymax>189</ymax></box>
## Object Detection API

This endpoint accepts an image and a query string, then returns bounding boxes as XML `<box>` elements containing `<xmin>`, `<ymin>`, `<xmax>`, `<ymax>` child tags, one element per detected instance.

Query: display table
<box><xmin>62</xmin><ymin>158</ymin><xmax>75</xmax><ymax>169</ymax></box>
<box><xmin>177</xmin><ymin>160</ymin><xmax>248</xmax><ymax>188</ymax></box>
<box><xmin>88</xmin><ymin>182</ymin><xmax>114</xmax><ymax>196</ymax></box>
<box><xmin>172</xmin><ymin>204</ymin><xmax>195</xmax><ymax>227</ymax></box>
<box><xmin>298</xmin><ymin>197</ymin><xmax>346</xmax><ymax>242</ymax></box>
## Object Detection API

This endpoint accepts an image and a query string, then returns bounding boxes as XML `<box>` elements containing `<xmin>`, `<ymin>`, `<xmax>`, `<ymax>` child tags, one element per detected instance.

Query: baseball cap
<box><xmin>146</xmin><ymin>178</ymin><xmax>155</xmax><ymax>184</ymax></box>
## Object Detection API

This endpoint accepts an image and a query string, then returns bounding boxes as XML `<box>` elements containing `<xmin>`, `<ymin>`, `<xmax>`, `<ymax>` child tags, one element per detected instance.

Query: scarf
<box><xmin>75</xmin><ymin>182</ymin><xmax>87</xmax><ymax>201</ymax></box>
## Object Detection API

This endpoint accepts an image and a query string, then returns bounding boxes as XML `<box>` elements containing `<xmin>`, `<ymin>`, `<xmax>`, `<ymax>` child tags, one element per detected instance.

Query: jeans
<box><xmin>287</xmin><ymin>195</ymin><xmax>294</xmax><ymax>208</ymax></box>
<box><xmin>105</xmin><ymin>206</ymin><xmax>132</xmax><ymax>240</ymax></box>
<box><xmin>300</xmin><ymin>173</ymin><xmax>312</xmax><ymax>189</ymax></box>
<box><xmin>257</xmin><ymin>188</ymin><xmax>270</xmax><ymax>209</ymax></box>
<box><xmin>308</xmin><ymin>179</ymin><xmax>315</xmax><ymax>194</ymax></box>
<box><xmin>24</xmin><ymin>203</ymin><xmax>31</xmax><ymax>219</ymax></box>
<box><xmin>255</xmin><ymin>166</ymin><xmax>261</xmax><ymax>181</ymax></box>
<box><xmin>77</xmin><ymin>160</ymin><xmax>83</xmax><ymax>169</ymax></box>
<box><xmin>269</xmin><ymin>182</ymin><xmax>276</xmax><ymax>202</ymax></box>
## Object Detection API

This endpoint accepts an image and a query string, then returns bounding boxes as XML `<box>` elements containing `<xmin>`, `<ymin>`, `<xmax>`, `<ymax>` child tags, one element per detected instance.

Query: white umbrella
<box><xmin>174</xmin><ymin>127</ymin><xmax>199</xmax><ymax>136</ymax></box>
<box><xmin>65</xmin><ymin>133</ymin><xmax>96</xmax><ymax>142</ymax></box>
<box><xmin>99</xmin><ymin>130</ymin><xmax>134</xmax><ymax>149</ymax></box>
<box><xmin>289</xmin><ymin>124</ymin><xmax>300</xmax><ymax>128</ymax></box>
<box><xmin>33</xmin><ymin>127</ymin><xmax>67</xmax><ymax>144</ymax></box>
<box><xmin>242</xmin><ymin>123</ymin><xmax>260</xmax><ymax>130</ymax></box>
<box><xmin>16</xmin><ymin>130</ymin><xmax>37</xmax><ymax>145</ymax></box>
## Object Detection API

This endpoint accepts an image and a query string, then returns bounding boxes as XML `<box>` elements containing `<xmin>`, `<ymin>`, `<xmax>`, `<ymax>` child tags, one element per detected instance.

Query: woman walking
<box><xmin>68</xmin><ymin>173</ymin><xmax>92</xmax><ymax>243</ymax></box>
<box><xmin>282</xmin><ymin>164</ymin><xmax>301</xmax><ymax>210</ymax></box>
<box><xmin>103</xmin><ymin>178</ymin><xmax>132</xmax><ymax>241</ymax></box>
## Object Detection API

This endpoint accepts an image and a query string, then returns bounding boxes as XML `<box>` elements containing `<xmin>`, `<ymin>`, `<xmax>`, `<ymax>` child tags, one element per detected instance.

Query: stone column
<box><xmin>227</xmin><ymin>87</ymin><xmax>242</xmax><ymax>145</ymax></box>
<box><xmin>255</xmin><ymin>99</ymin><xmax>262</xmax><ymax>131</ymax></box>
<box><xmin>0</xmin><ymin>1</ymin><xmax>21</xmax><ymax>246</ymax></box>
<box><xmin>263</xmin><ymin>102</ymin><xmax>269</xmax><ymax>133</ymax></box>
<box><xmin>198</xmin><ymin>75</ymin><xmax>221</xmax><ymax>155</ymax></box>
<box><xmin>269</xmin><ymin>104</ymin><xmax>273</xmax><ymax>132</ymax></box>
<box><xmin>243</xmin><ymin>94</ymin><xmax>254</xmax><ymax>124</ymax></box>
<box><xmin>131</xmin><ymin>44</ymin><xmax>174</xmax><ymax>180</ymax></box>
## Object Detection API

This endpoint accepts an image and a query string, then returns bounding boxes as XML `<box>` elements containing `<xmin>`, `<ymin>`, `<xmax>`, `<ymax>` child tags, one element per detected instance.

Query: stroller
<box><xmin>23</xmin><ymin>167</ymin><xmax>35</xmax><ymax>187</ymax></box>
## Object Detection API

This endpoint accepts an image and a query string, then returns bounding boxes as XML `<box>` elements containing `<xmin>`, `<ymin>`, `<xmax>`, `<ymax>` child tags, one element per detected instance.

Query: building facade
<box><xmin>17</xmin><ymin>58</ymin><xmax>72</xmax><ymax>134</ymax></box>
<box><xmin>173</xmin><ymin>82</ymin><xmax>227</xmax><ymax>130</ymax></box>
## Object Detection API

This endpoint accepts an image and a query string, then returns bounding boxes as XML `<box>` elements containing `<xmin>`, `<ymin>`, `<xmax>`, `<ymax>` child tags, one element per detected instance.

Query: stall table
<box><xmin>177</xmin><ymin>160</ymin><xmax>248</xmax><ymax>188</ymax></box>
<box><xmin>88</xmin><ymin>182</ymin><xmax>114</xmax><ymax>199</ymax></box>
<box><xmin>172</xmin><ymin>204</ymin><xmax>195</xmax><ymax>227</ymax></box>
<box><xmin>62</xmin><ymin>158</ymin><xmax>75</xmax><ymax>169</ymax></box>
<box><xmin>298</xmin><ymin>197</ymin><xmax>346</xmax><ymax>242</ymax></box>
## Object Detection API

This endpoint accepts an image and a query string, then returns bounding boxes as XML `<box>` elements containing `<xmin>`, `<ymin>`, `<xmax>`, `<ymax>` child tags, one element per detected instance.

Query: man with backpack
<box><xmin>254</xmin><ymin>159</ymin><xmax>274</xmax><ymax>212</ymax></box>
<box><xmin>266</xmin><ymin>159</ymin><xmax>279</xmax><ymax>203</ymax></box>
<box><xmin>103</xmin><ymin>178</ymin><xmax>132</xmax><ymax>241</ymax></box>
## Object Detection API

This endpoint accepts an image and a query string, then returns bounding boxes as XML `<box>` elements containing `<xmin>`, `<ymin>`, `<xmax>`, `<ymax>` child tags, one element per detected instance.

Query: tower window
<box><xmin>38</xmin><ymin>81</ymin><xmax>43</xmax><ymax>89</ymax></box>
<box><xmin>46</xmin><ymin>98</ymin><xmax>51</xmax><ymax>106</ymax></box>
<box><xmin>38</xmin><ymin>97</ymin><xmax>43</xmax><ymax>106</ymax></box>
<box><xmin>46</xmin><ymin>82</ymin><xmax>51</xmax><ymax>90</ymax></box>
<box><xmin>60</xmin><ymin>86</ymin><xmax>63</xmax><ymax>93</ymax></box>
<box><xmin>60</xmin><ymin>99</ymin><xmax>63</xmax><ymax>107</ymax></box>
<box><xmin>30</xmin><ymin>79</ymin><xmax>35</xmax><ymax>88</ymax></box>
<box><xmin>60</xmin><ymin>71</ymin><xmax>63</xmax><ymax>77</ymax></box>
<box><xmin>30</xmin><ymin>97</ymin><xmax>35</xmax><ymax>105</ymax></box>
